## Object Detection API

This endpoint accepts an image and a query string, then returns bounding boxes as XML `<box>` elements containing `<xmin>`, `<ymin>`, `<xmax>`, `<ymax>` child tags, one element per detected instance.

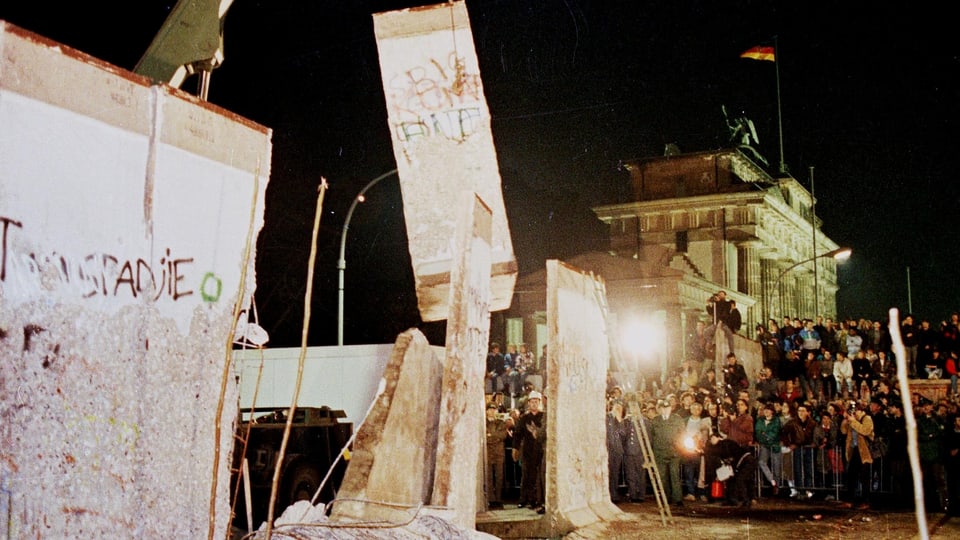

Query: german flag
<box><xmin>740</xmin><ymin>45</ymin><xmax>775</xmax><ymax>62</ymax></box>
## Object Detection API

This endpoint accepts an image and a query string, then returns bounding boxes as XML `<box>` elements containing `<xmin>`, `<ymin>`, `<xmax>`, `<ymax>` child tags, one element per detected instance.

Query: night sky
<box><xmin>2</xmin><ymin>1</ymin><xmax>958</xmax><ymax>346</ymax></box>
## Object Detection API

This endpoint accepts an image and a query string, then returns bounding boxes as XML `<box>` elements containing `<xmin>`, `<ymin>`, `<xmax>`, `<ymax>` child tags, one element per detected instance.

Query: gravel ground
<box><xmin>564</xmin><ymin>497</ymin><xmax>960</xmax><ymax>540</ymax></box>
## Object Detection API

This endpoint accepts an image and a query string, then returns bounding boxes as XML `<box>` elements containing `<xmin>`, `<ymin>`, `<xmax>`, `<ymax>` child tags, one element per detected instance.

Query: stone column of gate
<box><xmin>738</xmin><ymin>240</ymin><xmax>764</xmax><ymax>332</ymax></box>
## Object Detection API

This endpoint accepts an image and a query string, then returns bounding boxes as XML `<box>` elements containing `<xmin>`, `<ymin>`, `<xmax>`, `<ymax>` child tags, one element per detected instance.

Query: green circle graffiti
<box><xmin>200</xmin><ymin>272</ymin><xmax>222</xmax><ymax>302</ymax></box>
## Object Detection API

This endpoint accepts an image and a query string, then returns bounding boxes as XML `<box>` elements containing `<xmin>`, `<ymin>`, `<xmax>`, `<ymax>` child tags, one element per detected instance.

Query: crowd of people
<box><xmin>483</xmin><ymin>341</ymin><xmax>549</xmax><ymax>513</ymax></box>
<box><xmin>631</xmin><ymin>302</ymin><xmax>960</xmax><ymax>514</ymax></box>
<box><xmin>481</xmin><ymin>302</ymin><xmax>960</xmax><ymax>516</ymax></box>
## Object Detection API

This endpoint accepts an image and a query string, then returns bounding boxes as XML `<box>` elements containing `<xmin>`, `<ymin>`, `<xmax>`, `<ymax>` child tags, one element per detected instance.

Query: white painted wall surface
<box><xmin>0</xmin><ymin>22</ymin><xmax>270</xmax><ymax>539</ymax></box>
<box><xmin>233</xmin><ymin>344</ymin><xmax>397</xmax><ymax>426</ymax></box>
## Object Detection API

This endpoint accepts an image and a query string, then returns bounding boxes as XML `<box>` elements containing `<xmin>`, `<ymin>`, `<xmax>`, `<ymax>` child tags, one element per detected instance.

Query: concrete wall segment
<box><xmin>0</xmin><ymin>21</ymin><xmax>270</xmax><ymax>538</ymax></box>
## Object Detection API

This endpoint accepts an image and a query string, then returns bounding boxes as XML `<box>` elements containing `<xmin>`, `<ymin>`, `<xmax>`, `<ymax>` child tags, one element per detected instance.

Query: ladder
<box><xmin>626</xmin><ymin>398</ymin><xmax>673</xmax><ymax>525</ymax></box>
<box><xmin>591</xmin><ymin>275</ymin><xmax>672</xmax><ymax>525</ymax></box>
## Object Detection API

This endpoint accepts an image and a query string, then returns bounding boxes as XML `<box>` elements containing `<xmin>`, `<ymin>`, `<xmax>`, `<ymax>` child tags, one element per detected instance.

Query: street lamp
<box><xmin>766</xmin><ymin>247</ymin><xmax>851</xmax><ymax>322</ymax></box>
<box><xmin>337</xmin><ymin>169</ymin><xmax>398</xmax><ymax>346</ymax></box>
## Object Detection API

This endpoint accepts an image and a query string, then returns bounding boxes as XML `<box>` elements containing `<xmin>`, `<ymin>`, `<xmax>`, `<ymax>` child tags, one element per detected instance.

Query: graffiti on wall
<box><xmin>385</xmin><ymin>52</ymin><xmax>486</xmax><ymax>143</ymax></box>
<box><xmin>0</xmin><ymin>215</ymin><xmax>222</xmax><ymax>303</ymax></box>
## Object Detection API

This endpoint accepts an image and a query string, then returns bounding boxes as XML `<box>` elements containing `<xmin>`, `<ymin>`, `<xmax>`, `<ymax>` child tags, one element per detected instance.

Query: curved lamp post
<box><xmin>766</xmin><ymin>247</ymin><xmax>851</xmax><ymax>322</ymax></box>
<box><xmin>337</xmin><ymin>169</ymin><xmax>398</xmax><ymax>346</ymax></box>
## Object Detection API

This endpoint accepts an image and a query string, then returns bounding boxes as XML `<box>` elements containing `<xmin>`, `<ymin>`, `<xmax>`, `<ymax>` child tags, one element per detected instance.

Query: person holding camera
<box><xmin>720</xmin><ymin>398</ymin><xmax>754</xmax><ymax>447</ymax></box>
<box><xmin>721</xmin><ymin>353</ymin><xmax>749</xmax><ymax>400</ymax></box>
<box><xmin>840</xmin><ymin>401</ymin><xmax>875</xmax><ymax>510</ymax></box>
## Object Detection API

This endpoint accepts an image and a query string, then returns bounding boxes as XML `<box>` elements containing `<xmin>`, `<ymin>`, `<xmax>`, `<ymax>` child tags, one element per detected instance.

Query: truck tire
<box><xmin>283</xmin><ymin>462</ymin><xmax>322</xmax><ymax>506</ymax></box>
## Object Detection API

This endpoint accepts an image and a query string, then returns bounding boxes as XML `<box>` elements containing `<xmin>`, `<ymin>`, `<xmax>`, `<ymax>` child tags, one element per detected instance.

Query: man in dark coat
<box><xmin>706</xmin><ymin>290</ymin><xmax>737</xmax><ymax>355</ymax></box>
<box><xmin>704</xmin><ymin>434</ymin><xmax>757</xmax><ymax>507</ymax></box>
<box><xmin>721</xmin><ymin>353</ymin><xmax>749</xmax><ymax>400</ymax></box>
<box><xmin>514</xmin><ymin>390</ymin><xmax>546</xmax><ymax>512</ymax></box>
<box><xmin>606</xmin><ymin>400</ymin><xmax>627</xmax><ymax>502</ymax></box>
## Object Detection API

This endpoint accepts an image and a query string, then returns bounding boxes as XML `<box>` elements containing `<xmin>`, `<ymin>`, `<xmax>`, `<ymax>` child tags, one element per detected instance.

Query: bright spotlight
<box><xmin>620</xmin><ymin>318</ymin><xmax>664</xmax><ymax>360</ymax></box>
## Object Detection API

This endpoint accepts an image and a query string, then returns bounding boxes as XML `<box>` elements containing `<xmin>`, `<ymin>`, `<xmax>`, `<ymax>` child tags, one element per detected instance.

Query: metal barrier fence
<box><xmin>606</xmin><ymin>445</ymin><xmax>908</xmax><ymax>503</ymax></box>
<box><xmin>752</xmin><ymin>445</ymin><xmax>905</xmax><ymax>500</ymax></box>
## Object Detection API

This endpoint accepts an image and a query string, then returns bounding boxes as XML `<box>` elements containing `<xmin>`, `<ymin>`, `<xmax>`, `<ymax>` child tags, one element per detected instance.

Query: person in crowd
<box><xmin>866</xmin><ymin>319</ymin><xmax>884</xmax><ymax>355</ymax></box>
<box><xmin>754</xmin><ymin>402</ymin><xmax>782</xmax><ymax>495</ymax></box>
<box><xmin>688</xmin><ymin>319</ymin><xmax>709</xmax><ymax>364</ymax></box>
<box><xmin>780</xmin><ymin>320</ymin><xmax>799</xmax><ymax>366</ymax></box>
<box><xmin>515</xmin><ymin>381</ymin><xmax>535</xmax><ymax>412</ymax></box>
<box><xmin>799</xmin><ymin>319</ymin><xmax>822</xmax><ymax>360</ymax></box>
<box><xmin>779</xmin><ymin>350</ymin><xmax>804</xmax><ymax>396</ymax></box>
<box><xmin>779</xmin><ymin>377</ymin><xmax>802</xmax><ymax>405</ymax></box>
<box><xmin>846</xmin><ymin>328</ymin><xmax>863</xmax><ymax>363</ymax></box>
<box><xmin>946</xmin><ymin>351</ymin><xmax>959</xmax><ymax>397</ymax></box>
<box><xmin>834</xmin><ymin>351</ymin><xmax>854</xmax><ymax>399</ymax></box>
<box><xmin>871</xmin><ymin>350</ymin><xmax>896</xmax><ymax>383</ymax></box>
<box><xmin>917</xmin><ymin>319</ymin><xmax>939</xmax><ymax>370</ymax></box>
<box><xmin>785</xmin><ymin>403</ymin><xmax>817</xmax><ymax>495</ymax></box>
<box><xmin>801</xmin><ymin>350</ymin><xmax>822</xmax><ymax>403</ymax></box>
<box><xmin>777</xmin><ymin>401</ymin><xmax>798</xmax><ymax>497</ymax></box>
<box><xmin>705</xmin><ymin>290</ymin><xmax>737</xmax><ymax>355</ymax></box>
<box><xmin>680</xmin><ymin>400</ymin><xmax>711</xmax><ymax>501</ymax></box>
<box><xmin>867</xmin><ymin>398</ymin><xmax>890</xmax><ymax>487</ymax></box>
<box><xmin>679</xmin><ymin>360</ymin><xmax>700</xmax><ymax>392</ymax></box>
<box><xmin>851</xmin><ymin>350</ymin><xmax>873</xmax><ymax>399</ymax></box>
<box><xmin>872</xmin><ymin>378</ymin><xmax>895</xmax><ymax>406</ymax></box>
<box><xmin>820</xmin><ymin>350</ymin><xmax>836</xmax><ymax>403</ymax></box>
<box><xmin>503</xmin><ymin>411</ymin><xmax>519</xmax><ymax>500</ymax></box>
<box><xmin>485</xmin><ymin>402</ymin><xmax>508</xmax><ymax>508</ymax></box>
<box><xmin>755</xmin><ymin>367</ymin><xmax>778</xmax><ymax>402</ymax></box>
<box><xmin>923</xmin><ymin>349</ymin><xmax>945</xmax><ymax>380</ymax></box>
<box><xmin>704</xmin><ymin>399</ymin><xmax>722</xmax><ymax>437</ymax></box>
<box><xmin>703</xmin><ymin>434</ymin><xmax>757</xmax><ymax>508</ymax></box>
<box><xmin>720</xmin><ymin>398</ymin><xmax>754</xmax><ymax>447</ymax></box>
<box><xmin>622</xmin><ymin>397</ymin><xmax>648</xmax><ymax>502</ymax></box>
<box><xmin>514</xmin><ymin>390</ymin><xmax>546</xmax><ymax>513</ymax></box>
<box><xmin>516</xmin><ymin>342</ymin><xmax>535</xmax><ymax>375</ymax></box>
<box><xmin>503</xmin><ymin>343</ymin><xmax>517</xmax><ymax>371</ymax></box>
<box><xmin>940</xmin><ymin>319</ymin><xmax>960</xmax><ymax>358</ymax></box>
<box><xmin>727</xmin><ymin>300</ymin><xmax>743</xmax><ymax>338</ymax></box>
<box><xmin>917</xmin><ymin>396</ymin><xmax>948</xmax><ymax>512</ymax></box>
<box><xmin>813</xmin><ymin>410</ymin><xmax>840</xmax><ymax>491</ymax></box>
<box><xmin>699</xmin><ymin>370</ymin><xmax>720</xmax><ymax>402</ymax></box>
<box><xmin>758</xmin><ymin>321</ymin><xmax>782</xmax><ymax>379</ymax></box>
<box><xmin>901</xmin><ymin>314</ymin><xmax>919</xmax><ymax>377</ymax></box>
<box><xmin>721</xmin><ymin>352</ymin><xmax>749</xmax><ymax>400</ymax></box>
<box><xmin>606</xmin><ymin>399</ymin><xmax>627</xmax><ymax>502</ymax></box>
<box><xmin>821</xmin><ymin>318</ymin><xmax>839</xmax><ymax>355</ymax></box>
<box><xmin>490</xmin><ymin>391</ymin><xmax>507</xmax><ymax>413</ymax></box>
<box><xmin>486</xmin><ymin>342</ymin><xmax>505</xmax><ymax>393</ymax></box>
<box><xmin>649</xmin><ymin>398</ymin><xmax>686</xmax><ymax>506</ymax></box>
<box><xmin>840</xmin><ymin>401</ymin><xmax>875</xmax><ymax>510</ymax></box>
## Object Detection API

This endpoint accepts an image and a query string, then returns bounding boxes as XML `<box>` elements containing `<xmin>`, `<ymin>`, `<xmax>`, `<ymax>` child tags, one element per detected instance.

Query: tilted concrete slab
<box><xmin>330</xmin><ymin>329</ymin><xmax>444</xmax><ymax>522</ymax></box>
<box><xmin>373</xmin><ymin>1</ymin><xmax>516</xmax><ymax>322</ymax></box>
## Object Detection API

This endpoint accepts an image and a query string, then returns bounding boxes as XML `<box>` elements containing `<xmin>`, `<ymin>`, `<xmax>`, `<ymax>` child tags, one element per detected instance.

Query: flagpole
<box><xmin>774</xmin><ymin>35</ymin><xmax>786</xmax><ymax>175</ymax></box>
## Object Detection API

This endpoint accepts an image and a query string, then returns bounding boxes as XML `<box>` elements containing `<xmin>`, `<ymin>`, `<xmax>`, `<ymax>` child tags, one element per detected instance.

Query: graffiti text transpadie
<box><xmin>0</xmin><ymin>216</ymin><xmax>207</xmax><ymax>302</ymax></box>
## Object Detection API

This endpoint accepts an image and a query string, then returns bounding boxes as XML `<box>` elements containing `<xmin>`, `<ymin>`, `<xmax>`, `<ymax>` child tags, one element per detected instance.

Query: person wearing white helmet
<box><xmin>514</xmin><ymin>389</ymin><xmax>546</xmax><ymax>513</ymax></box>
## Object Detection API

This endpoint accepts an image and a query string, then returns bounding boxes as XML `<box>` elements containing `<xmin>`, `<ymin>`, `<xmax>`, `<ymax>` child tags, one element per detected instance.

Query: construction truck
<box><xmin>231</xmin><ymin>406</ymin><xmax>352</xmax><ymax>529</ymax></box>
